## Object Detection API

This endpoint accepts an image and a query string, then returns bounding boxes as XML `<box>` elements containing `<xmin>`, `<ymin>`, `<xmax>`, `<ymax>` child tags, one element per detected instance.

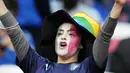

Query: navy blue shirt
<box><xmin>17</xmin><ymin>47</ymin><xmax>105</xmax><ymax>73</ymax></box>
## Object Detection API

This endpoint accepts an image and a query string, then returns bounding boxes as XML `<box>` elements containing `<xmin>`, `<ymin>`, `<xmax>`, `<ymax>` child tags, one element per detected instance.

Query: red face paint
<box><xmin>68</xmin><ymin>24</ymin><xmax>80</xmax><ymax>55</ymax></box>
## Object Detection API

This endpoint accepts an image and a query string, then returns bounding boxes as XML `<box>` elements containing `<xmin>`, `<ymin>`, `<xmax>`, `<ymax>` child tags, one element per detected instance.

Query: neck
<box><xmin>57</xmin><ymin>53</ymin><xmax>78</xmax><ymax>64</ymax></box>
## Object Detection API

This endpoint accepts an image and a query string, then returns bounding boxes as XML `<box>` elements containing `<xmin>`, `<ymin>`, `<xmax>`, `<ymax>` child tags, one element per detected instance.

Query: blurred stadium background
<box><xmin>0</xmin><ymin>0</ymin><xmax>130</xmax><ymax>73</ymax></box>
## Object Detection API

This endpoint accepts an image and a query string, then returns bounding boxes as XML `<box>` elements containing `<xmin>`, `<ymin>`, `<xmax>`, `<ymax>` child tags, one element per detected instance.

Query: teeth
<box><xmin>61</xmin><ymin>43</ymin><xmax>65</xmax><ymax>45</ymax></box>
<box><xmin>60</xmin><ymin>42</ymin><xmax>66</xmax><ymax>46</ymax></box>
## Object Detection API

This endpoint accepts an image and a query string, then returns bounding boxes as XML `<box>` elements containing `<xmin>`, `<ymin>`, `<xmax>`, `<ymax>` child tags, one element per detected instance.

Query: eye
<box><xmin>57</xmin><ymin>32</ymin><xmax>62</xmax><ymax>36</ymax></box>
<box><xmin>69</xmin><ymin>33</ymin><xmax>75</xmax><ymax>36</ymax></box>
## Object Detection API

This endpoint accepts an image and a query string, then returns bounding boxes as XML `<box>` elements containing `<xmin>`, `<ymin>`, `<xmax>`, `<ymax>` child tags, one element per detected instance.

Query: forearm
<box><xmin>93</xmin><ymin>2</ymin><xmax>124</xmax><ymax>68</ymax></box>
<box><xmin>93</xmin><ymin>17</ymin><xmax>118</xmax><ymax>68</ymax></box>
<box><xmin>0</xmin><ymin>12</ymin><xmax>30</xmax><ymax>62</ymax></box>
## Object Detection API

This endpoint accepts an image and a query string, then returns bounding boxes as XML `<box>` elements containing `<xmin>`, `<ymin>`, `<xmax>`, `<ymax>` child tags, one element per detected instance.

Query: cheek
<box><xmin>55</xmin><ymin>36</ymin><xmax>60</xmax><ymax>47</ymax></box>
<box><xmin>68</xmin><ymin>36</ymin><xmax>80</xmax><ymax>54</ymax></box>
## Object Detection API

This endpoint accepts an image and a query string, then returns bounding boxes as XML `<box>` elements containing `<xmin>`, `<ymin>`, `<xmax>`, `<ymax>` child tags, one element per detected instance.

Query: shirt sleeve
<box><xmin>93</xmin><ymin>16</ymin><xmax>118</xmax><ymax>68</ymax></box>
<box><xmin>0</xmin><ymin>11</ymin><xmax>29</xmax><ymax>62</ymax></box>
<box><xmin>0</xmin><ymin>12</ymin><xmax>48</xmax><ymax>73</ymax></box>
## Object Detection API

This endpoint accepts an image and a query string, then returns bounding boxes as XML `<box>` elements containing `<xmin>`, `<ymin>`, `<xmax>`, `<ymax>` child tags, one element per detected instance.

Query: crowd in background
<box><xmin>0</xmin><ymin>0</ymin><xmax>130</xmax><ymax>73</ymax></box>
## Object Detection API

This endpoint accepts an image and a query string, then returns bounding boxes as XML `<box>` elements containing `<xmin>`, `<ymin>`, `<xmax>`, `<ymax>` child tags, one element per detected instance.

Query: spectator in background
<box><xmin>0</xmin><ymin>22</ymin><xmax>16</xmax><ymax>65</ymax></box>
<box><xmin>106</xmin><ymin>38</ymin><xmax>130</xmax><ymax>73</ymax></box>
<box><xmin>105</xmin><ymin>23</ymin><xmax>130</xmax><ymax>73</ymax></box>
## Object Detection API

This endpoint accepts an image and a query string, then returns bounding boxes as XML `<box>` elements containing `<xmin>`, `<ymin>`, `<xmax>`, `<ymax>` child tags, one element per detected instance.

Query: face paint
<box><xmin>68</xmin><ymin>24</ymin><xmax>80</xmax><ymax>55</ymax></box>
<box><xmin>55</xmin><ymin>23</ymin><xmax>81</xmax><ymax>57</ymax></box>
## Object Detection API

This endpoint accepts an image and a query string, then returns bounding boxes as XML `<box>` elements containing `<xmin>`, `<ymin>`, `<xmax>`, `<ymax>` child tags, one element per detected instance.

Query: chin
<box><xmin>56</xmin><ymin>51</ymin><xmax>71</xmax><ymax>58</ymax></box>
<box><xmin>56</xmin><ymin>52</ymin><xmax>67</xmax><ymax>56</ymax></box>
<box><xmin>56</xmin><ymin>47</ymin><xmax>67</xmax><ymax>55</ymax></box>
<box><xmin>58</xmin><ymin>54</ymin><xmax>73</xmax><ymax>59</ymax></box>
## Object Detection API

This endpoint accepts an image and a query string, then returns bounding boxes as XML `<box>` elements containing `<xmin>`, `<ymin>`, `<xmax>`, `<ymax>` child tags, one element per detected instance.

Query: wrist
<box><xmin>0</xmin><ymin>0</ymin><xmax>9</xmax><ymax>16</ymax></box>
<box><xmin>0</xmin><ymin>8</ymin><xmax>8</xmax><ymax>16</ymax></box>
<box><xmin>110</xmin><ymin>2</ymin><xmax>124</xmax><ymax>19</ymax></box>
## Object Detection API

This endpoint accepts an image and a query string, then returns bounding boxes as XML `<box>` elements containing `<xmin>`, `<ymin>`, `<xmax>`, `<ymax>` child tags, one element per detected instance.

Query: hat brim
<box><xmin>41</xmin><ymin>10</ymin><xmax>95</xmax><ymax>43</ymax></box>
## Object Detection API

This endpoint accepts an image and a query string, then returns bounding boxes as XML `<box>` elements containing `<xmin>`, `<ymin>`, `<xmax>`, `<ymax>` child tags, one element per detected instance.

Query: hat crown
<box><xmin>72</xmin><ymin>12</ymin><xmax>100</xmax><ymax>37</ymax></box>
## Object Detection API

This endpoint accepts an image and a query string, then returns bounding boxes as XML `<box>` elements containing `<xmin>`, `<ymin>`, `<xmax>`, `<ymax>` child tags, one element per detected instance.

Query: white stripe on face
<box><xmin>55</xmin><ymin>23</ymin><xmax>81</xmax><ymax>57</ymax></box>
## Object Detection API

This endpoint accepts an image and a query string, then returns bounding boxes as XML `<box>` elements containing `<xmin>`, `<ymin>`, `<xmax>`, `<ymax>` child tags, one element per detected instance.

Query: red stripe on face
<box><xmin>68</xmin><ymin>24</ymin><xmax>80</xmax><ymax>55</ymax></box>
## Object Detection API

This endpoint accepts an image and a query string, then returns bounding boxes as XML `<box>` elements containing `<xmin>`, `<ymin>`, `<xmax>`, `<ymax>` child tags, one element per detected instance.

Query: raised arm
<box><xmin>93</xmin><ymin>0</ymin><xmax>126</xmax><ymax>68</ymax></box>
<box><xmin>0</xmin><ymin>0</ymin><xmax>30</xmax><ymax>62</ymax></box>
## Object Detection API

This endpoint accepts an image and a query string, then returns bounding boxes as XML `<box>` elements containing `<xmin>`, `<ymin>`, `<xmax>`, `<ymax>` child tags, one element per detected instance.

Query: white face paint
<box><xmin>55</xmin><ymin>23</ymin><xmax>81</xmax><ymax>57</ymax></box>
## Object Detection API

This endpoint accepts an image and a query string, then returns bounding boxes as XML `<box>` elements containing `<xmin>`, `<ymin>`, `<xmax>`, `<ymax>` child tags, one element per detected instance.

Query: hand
<box><xmin>110</xmin><ymin>0</ymin><xmax>126</xmax><ymax>18</ymax></box>
<box><xmin>0</xmin><ymin>0</ymin><xmax>8</xmax><ymax>16</ymax></box>
<box><xmin>115</xmin><ymin>0</ymin><xmax>127</xmax><ymax>5</ymax></box>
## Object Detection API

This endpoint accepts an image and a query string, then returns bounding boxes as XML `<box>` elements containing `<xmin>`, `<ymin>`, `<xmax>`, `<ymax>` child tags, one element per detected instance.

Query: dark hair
<box><xmin>77</xmin><ymin>27</ymin><xmax>94</xmax><ymax>62</ymax></box>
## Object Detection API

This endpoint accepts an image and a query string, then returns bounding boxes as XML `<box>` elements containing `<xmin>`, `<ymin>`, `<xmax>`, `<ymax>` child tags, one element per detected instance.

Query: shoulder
<box><xmin>80</xmin><ymin>55</ymin><xmax>106</xmax><ymax>73</ymax></box>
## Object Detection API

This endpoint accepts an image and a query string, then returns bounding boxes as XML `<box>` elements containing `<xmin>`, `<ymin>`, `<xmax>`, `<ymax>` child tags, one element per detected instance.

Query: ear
<box><xmin>79</xmin><ymin>45</ymin><xmax>83</xmax><ymax>49</ymax></box>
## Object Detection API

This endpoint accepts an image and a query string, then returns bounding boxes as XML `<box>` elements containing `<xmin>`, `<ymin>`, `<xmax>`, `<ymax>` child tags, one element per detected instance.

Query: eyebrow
<box><xmin>58</xmin><ymin>29</ymin><xmax>77</xmax><ymax>32</ymax></box>
<box><xmin>67</xmin><ymin>29</ymin><xmax>77</xmax><ymax>32</ymax></box>
<box><xmin>58</xmin><ymin>29</ymin><xmax>63</xmax><ymax>32</ymax></box>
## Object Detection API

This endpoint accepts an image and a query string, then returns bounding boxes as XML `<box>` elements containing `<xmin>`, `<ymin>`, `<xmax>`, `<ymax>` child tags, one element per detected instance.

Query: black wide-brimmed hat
<box><xmin>39</xmin><ymin>10</ymin><xmax>100</xmax><ymax>62</ymax></box>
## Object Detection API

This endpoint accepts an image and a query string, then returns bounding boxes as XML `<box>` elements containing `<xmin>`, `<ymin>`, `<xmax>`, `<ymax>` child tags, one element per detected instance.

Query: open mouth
<box><xmin>60</xmin><ymin>42</ymin><xmax>67</xmax><ymax>48</ymax></box>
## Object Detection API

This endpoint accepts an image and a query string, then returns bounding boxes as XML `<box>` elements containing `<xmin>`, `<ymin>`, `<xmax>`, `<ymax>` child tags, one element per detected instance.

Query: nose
<box><xmin>61</xmin><ymin>37</ymin><xmax>66</xmax><ymax>40</ymax></box>
<box><xmin>61</xmin><ymin>34</ymin><xmax>66</xmax><ymax>40</ymax></box>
